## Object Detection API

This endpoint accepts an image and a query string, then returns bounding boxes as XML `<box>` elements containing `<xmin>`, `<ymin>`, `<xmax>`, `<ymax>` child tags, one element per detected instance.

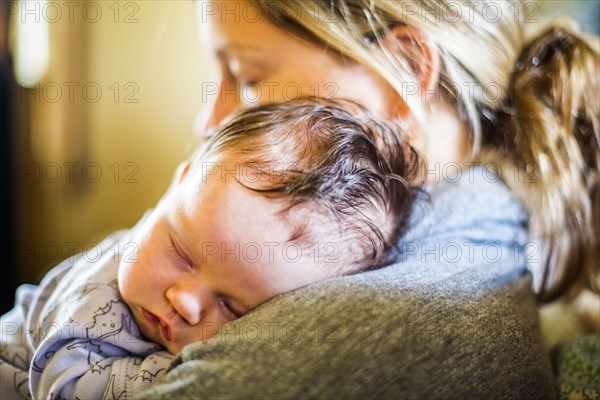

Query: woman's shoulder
<box><xmin>404</xmin><ymin>165</ymin><xmax>528</xmax><ymax>245</ymax></box>
<box><xmin>427</xmin><ymin>164</ymin><xmax>524</xmax><ymax>215</ymax></box>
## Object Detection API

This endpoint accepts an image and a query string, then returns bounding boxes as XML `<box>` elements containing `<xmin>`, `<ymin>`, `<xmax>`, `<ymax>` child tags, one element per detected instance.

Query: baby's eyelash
<box><xmin>167</xmin><ymin>236</ymin><xmax>178</xmax><ymax>253</ymax></box>
<box><xmin>220</xmin><ymin>298</ymin><xmax>241</xmax><ymax>319</ymax></box>
<box><xmin>168</xmin><ymin>234</ymin><xmax>194</xmax><ymax>269</ymax></box>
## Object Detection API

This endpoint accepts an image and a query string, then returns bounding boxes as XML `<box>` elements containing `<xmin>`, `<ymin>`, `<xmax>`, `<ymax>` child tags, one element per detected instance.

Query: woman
<box><xmin>144</xmin><ymin>0</ymin><xmax>598</xmax><ymax>397</ymax></box>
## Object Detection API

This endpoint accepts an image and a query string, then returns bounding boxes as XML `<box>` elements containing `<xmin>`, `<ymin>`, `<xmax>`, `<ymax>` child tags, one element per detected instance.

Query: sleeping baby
<box><xmin>0</xmin><ymin>98</ymin><xmax>421</xmax><ymax>399</ymax></box>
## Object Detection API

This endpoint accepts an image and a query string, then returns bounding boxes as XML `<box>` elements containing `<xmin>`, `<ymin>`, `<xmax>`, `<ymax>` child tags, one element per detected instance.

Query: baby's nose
<box><xmin>166</xmin><ymin>287</ymin><xmax>203</xmax><ymax>326</ymax></box>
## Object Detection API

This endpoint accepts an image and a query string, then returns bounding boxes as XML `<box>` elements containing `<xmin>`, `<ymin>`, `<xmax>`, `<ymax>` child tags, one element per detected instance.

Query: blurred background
<box><xmin>1</xmin><ymin>1</ymin><xmax>206</xmax><ymax>313</ymax></box>
<box><xmin>1</xmin><ymin>0</ymin><xmax>599</xmax><ymax>314</ymax></box>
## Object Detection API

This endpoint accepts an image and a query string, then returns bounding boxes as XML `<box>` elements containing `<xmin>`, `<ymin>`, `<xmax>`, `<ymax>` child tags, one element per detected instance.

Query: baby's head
<box><xmin>118</xmin><ymin>98</ymin><xmax>420</xmax><ymax>353</ymax></box>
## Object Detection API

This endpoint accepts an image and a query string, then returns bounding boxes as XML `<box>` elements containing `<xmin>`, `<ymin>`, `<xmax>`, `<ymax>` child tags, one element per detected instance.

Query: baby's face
<box><xmin>118</xmin><ymin>158</ymin><xmax>334</xmax><ymax>354</ymax></box>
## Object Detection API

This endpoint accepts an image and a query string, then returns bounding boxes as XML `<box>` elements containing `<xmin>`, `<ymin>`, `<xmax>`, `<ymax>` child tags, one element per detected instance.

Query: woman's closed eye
<box><xmin>240</xmin><ymin>80</ymin><xmax>259</xmax><ymax>88</ymax></box>
<box><xmin>219</xmin><ymin>56</ymin><xmax>269</xmax><ymax>90</ymax></box>
<box><xmin>230</xmin><ymin>71</ymin><xmax>263</xmax><ymax>90</ymax></box>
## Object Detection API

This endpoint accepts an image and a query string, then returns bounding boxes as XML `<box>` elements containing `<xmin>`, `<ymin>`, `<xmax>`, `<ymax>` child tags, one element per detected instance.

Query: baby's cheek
<box><xmin>116</xmin><ymin>262</ymin><xmax>127</xmax><ymax>291</ymax></box>
<box><xmin>117</xmin><ymin>260</ymin><xmax>139</xmax><ymax>300</ymax></box>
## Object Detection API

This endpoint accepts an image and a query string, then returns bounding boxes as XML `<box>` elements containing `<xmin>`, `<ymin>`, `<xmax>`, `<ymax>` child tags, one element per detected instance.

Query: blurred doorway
<box><xmin>1</xmin><ymin>0</ymin><xmax>18</xmax><ymax>313</ymax></box>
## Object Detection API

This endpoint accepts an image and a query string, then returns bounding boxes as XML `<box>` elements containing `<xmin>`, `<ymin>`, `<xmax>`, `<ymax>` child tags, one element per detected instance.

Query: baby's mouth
<box><xmin>141</xmin><ymin>308</ymin><xmax>172</xmax><ymax>342</ymax></box>
<box><xmin>160</xmin><ymin>320</ymin><xmax>172</xmax><ymax>341</ymax></box>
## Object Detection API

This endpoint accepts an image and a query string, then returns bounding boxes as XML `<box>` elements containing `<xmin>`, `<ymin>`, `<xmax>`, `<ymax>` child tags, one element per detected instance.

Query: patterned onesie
<box><xmin>0</xmin><ymin>228</ymin><xmax>174</xmax><ymax>399</ymax></box>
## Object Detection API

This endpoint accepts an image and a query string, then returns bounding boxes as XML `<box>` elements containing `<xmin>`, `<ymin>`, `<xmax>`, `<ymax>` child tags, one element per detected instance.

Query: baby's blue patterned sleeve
<box><xmin>1</xmin><ymin>285</ymin><xmax>39</xmax><ymax>400</ymax></box>
<box><xmin>29</xmin><ymin>284</ymin><xmax>174</xmax><ymax>399</ymax></box>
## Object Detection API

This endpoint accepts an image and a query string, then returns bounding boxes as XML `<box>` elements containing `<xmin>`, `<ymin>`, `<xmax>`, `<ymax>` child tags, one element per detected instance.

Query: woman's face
<box><xmin>195</xmin><ymin>0</ymin><xmax>398</xmax><ymax>135</ymax></box>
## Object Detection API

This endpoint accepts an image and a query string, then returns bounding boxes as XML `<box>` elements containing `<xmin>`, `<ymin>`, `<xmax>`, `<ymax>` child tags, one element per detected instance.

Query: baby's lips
<box><xmin>141</xmin><ymin>308</ymin><xmax>173</xmax><ymax>341</ymax></box>
<box><xmin>159</xmin><ymin>320</ymin><xmax>172</xmax><ymax>341</ymax></box>
<box><xmin>141</xmin><ymin>308</ymin><xmax>161</xmax><ymax>325</ymax></box>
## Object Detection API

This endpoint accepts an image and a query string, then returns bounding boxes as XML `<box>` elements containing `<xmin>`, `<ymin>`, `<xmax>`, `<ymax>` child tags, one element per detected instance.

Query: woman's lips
<box><xmin>141</xmin><ymin>308</ymin><xmax>172</xmax><ymax>342</ymax></box>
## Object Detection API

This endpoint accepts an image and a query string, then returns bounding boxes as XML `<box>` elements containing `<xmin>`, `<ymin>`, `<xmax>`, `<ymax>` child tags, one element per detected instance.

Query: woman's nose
<box><xmin>166</xmin><ymin>284</ymin><xmax>206</xmax><ymax>326</ymax></box>
<box><xmin>193</xmin><ymin>82</ymin><xmax>242</xmax><ymax>136</ymax></box>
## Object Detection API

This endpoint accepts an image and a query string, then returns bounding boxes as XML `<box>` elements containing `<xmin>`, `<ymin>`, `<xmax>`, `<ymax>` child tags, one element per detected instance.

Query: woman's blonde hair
<box><xmin>254</xmin><ymin>0</ymin><xmax>599</xmax><ymax>326</ymax></box>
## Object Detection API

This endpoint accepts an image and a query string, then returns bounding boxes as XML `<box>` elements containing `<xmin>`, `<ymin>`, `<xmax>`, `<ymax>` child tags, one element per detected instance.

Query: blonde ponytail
<box><xmin>488</xmin><ymin>25</ymin><xmax>599</xmax><ymax>320</ymax></box>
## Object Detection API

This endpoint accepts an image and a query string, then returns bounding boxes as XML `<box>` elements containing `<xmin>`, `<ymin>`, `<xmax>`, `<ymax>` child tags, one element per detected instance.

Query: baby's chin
<box><xmin>165</xmin><ymin>332</ymin><xmax>217</xmax><ymax>354</ymax></box>
<box><xmin>164</xmin><ymin>341</ymin><xmax>185</xmax><ymax>354</ymax></box>
<box><xmin>154</xmin><ymin>336</ymin><xmax>190</xmax><ymax>355</ymax></box>
<box><xmin>163</xmin><ymin>330</ymin><xmax>220</xmax><ymax>354</ymax></box>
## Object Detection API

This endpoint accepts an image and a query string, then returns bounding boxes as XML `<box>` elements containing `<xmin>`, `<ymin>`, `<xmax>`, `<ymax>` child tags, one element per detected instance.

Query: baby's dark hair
<box><xmin>191</xmin><ymin>97</ymin><xmax>422</xmax><ymax>274</ymax></box>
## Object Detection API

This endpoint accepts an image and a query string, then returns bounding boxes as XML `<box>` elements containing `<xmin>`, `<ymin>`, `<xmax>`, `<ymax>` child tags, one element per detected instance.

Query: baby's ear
<box><xmin>158</xmin><ymin>160</ymin><xmax>192</xmax><ymax>202</ymax></box>
<box><xmin>164</xmin><ymin>161</ymin><xmax>191</xmax><ymax>197</ymax></box>
<box><xmin>175</xmin><ymin>161</ymin><xmax>191</xmax><ymax>184</ymax></box>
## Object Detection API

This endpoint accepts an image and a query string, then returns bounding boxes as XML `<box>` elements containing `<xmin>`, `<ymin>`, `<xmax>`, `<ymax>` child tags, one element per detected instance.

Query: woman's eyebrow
<box><xmin>215</xmin><ymin>43</ymin><xmax>266</xmax><ymax>60</ymax></box>
<box><xmin>215</xmin><ymin>46</ymin><xmax>275</xmax><ymax>70</ymax></box>
<box><xmin>216</xmin><ymin>44</ymin><xmax>266</xmax><ymax>57</ymax></box>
